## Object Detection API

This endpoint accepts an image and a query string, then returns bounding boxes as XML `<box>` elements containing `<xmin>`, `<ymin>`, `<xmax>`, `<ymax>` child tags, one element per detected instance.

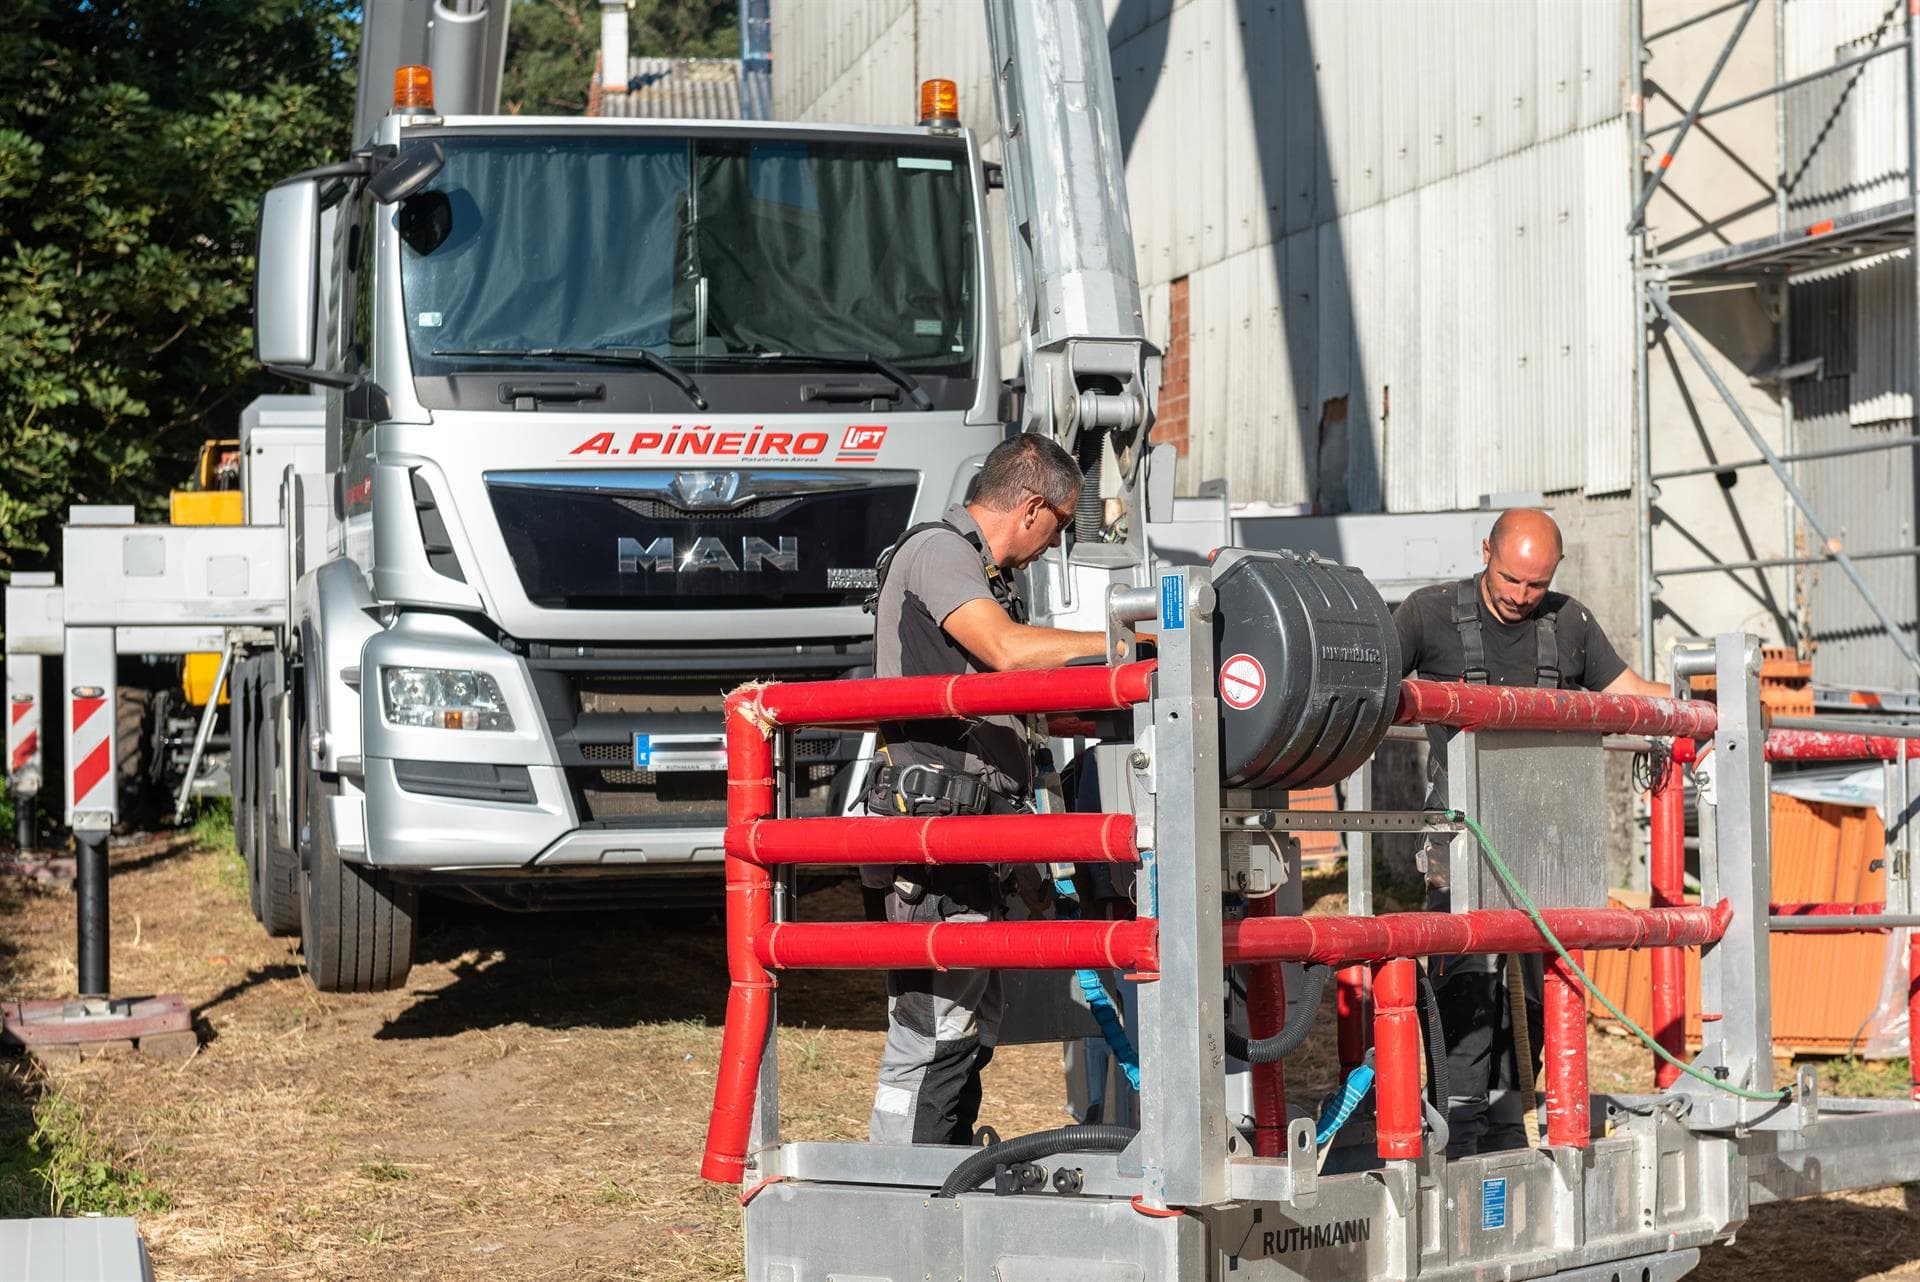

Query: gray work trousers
<box><xmin>868</xmin><ymin>869</ymin><xmax>1007</xmax><ymax>1146</ymax></box>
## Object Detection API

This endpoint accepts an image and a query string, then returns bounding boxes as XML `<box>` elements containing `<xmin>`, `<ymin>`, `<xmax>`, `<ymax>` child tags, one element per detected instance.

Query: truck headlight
<box><xmin>381</xmin><ymin>667</ymin><xmax>514</xmax><ymax>732</ymax></box>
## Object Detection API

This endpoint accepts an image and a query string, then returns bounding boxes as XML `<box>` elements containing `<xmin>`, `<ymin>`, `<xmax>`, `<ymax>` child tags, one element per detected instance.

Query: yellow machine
<box><xmin>169</xmin><ymin>440</ymin><xmax>243</xmax><ymax>706</ymax></box>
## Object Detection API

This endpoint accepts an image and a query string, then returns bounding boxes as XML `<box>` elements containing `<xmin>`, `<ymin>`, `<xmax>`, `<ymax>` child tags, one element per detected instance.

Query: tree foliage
<box><xmin>502</xmin><ymin>0</ymin><xmax>740</xmax><ymax>116</ymax></box>
<box><xmin>0</xmin><ymin>0</ymin><xmax>739</xmax><ymax>572</ymax></box>
<box><xmin>0</xmin><ymin>1</ymin><xmax>357</xmax><ymax>569</ymax></box>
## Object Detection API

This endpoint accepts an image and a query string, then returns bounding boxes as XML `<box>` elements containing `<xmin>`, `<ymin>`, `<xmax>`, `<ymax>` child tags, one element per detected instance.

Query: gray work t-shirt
<box><xmin>873</xmin><ymin>503</ymin><xmax>1032</xmax><ymax>797</ymax></box>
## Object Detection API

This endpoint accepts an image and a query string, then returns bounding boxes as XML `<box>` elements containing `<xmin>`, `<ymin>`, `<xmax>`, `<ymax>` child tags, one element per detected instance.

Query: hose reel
<box><xmin>1209</xmin><ymin>549</ymin><xmax>1400</xmax><ymax>790</ymax></box>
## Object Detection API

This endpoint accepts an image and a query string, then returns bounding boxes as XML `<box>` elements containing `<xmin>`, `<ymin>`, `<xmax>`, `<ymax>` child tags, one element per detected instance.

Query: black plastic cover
<box><xmin>1211</xmin><ymin>550</ymin><xmax>1400</xmax><ymax>789</ymax></box>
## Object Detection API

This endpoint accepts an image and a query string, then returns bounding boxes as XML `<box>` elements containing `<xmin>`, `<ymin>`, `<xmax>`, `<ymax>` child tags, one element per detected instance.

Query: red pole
<box><xmin>1243</xmin><ymin>893</ymin><xmax>1288</xmax><ymax>1157</ymax></box>
<box><xmin>746</xmin><ymin>906</ymin><xmax>1724</xmax><ymax>975</ymax></box>
<box><xmin>1909</xmin><ymin>932</ymin><xmax>1920</xmax><ymax>1103</ymax></box>
<box><xmin>754</xmin><ymin>919</ymin><xmax>1158</xmax><ymax>972</ymax></box>
<box><xmin>1766</xmin><ymin>730</ymin><xmax>1920</xmax><ymax>762</ymax></box>
<box><xmin>1545</xmin><ymin>948</ymin><xmax>1590</xmax><ymax>1148</ymax></box>
<box><xmin>1678</xmin><ymin>729</ymin><xmax>1920</xmax><ymax>764</ymax></box>
<box><xmin>1395</xmin><ymin>679</ymin><xmax>1720</xmax><ymax>738</ymax></box>
<box><xmin>750</xmin><ymin>661</ymin><xmax>1155</xmax><ymax>730</ymax></box>
<box><xmin>1649</xmin><ymin>746</ymin><xmax>1686</xmax><ymax>1090</ymax></box>
<box><xmin>1336</xmin><ymin>965</ymin><xmax>1370</xmax><ymax>1074</ymax></box>
<box><xmin>1225</xmin><ymin>902</ymin><xmax>1729</xmax><ymax>965</ymax></box>
<box><xmin>1372</xmin><ymin>958</ymin><xmax>1422</xmax><ymax>1160</ymax></box>
<box><xmin>702</xmin><ymin>689</ymin><xmax>778</xmax><ymax>1184</ymax></box>
<box><xmin>726</xmin><ymin>813</ymin><xmax>1140</xmax><ymax>866</ymax></box>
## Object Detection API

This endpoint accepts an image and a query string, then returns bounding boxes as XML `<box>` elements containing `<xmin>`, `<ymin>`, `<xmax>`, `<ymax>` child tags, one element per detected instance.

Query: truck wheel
<box><xmin>299</xmin><ymin>765</ymin><xmax>415</xmax><ymax>993</ymax></box>
<box><xmin>114</xmin><ymin>686</ymin><xmax>158</xmax><ymax>831</ymax></box>
<box><xmin>233</xmin><ymin>663</ymin><xmax>267</xmax><ymax>924</ymax></box>
<box><xmin>255</xmin><ymin>686</ymin><xmax>302</xmax><ymax>938</ymax></box>
<box><xmin>233</xmin><ymin>662</ymin><xmax>255</xmax><ymax>870</ymax></box>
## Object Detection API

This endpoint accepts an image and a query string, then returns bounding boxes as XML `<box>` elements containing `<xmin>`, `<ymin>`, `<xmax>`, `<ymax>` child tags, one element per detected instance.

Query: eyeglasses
<box><xmin>1029</xmin><ymin>490</ymin><xmax>1075</xmax><ymax>529</ymax></box>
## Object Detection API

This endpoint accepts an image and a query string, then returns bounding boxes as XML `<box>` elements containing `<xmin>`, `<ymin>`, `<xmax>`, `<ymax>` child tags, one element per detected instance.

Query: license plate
<box><xmin>633</xmin><ymin>732</ymin><xmax>727</xmax><ymax>773</ymax></box>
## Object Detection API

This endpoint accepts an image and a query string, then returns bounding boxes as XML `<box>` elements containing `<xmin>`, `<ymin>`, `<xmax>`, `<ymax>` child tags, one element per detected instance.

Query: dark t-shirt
<box><xmin>1393</xmin><ymin>575</ymin><xmax>1628</xmax><ymax>692</ymax></box>
<box><xmin>872</xmin><ymin>503</ymin><xmax>1031</xmax><ymax>795</ymax></box>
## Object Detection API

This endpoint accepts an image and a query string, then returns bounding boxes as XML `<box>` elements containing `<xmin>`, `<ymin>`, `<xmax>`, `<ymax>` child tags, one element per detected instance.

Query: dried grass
<box><xmin>4</xmin><ymin>837</ymin><xmax>1920</xmax><ymax>1280</ymax></box>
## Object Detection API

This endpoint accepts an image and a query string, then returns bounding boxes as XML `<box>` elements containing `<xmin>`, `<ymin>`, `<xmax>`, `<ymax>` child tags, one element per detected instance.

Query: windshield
<box><xmin>396</xmin><ymin>132</ymin><xmax>977</xmax><ymax>379</ymax></box>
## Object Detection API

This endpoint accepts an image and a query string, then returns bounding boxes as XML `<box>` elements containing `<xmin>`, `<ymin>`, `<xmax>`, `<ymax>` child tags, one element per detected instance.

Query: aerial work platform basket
<box><xmin>702</xmin><ymin>552</ymin><xmax>1920</xmax><ymax>1282</ymax></box>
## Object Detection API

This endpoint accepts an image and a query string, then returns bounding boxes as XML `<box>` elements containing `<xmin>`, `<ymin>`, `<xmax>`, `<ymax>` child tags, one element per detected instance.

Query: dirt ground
<box><xmin>0</xmin><ymin>831</ymin><xmax>1918</xmax><ymax>1281</ymax></box>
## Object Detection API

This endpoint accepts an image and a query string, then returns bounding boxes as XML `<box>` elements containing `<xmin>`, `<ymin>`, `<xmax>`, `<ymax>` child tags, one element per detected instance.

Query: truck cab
<box><xmin>251</xmin><ymin>87</ymin><xmax>1006</xmax><ymax>989</ymax></box>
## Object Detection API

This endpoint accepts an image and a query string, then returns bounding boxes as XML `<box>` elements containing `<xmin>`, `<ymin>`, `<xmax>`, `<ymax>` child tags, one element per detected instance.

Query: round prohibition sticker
<box><xmin>1218</xmin><ymin>653</ymin><xmax>1267</xmax><ymax>710</ymax></box>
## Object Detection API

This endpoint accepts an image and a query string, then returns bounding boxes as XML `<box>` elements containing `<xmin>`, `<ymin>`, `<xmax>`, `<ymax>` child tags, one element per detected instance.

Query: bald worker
<box><xmin>1393</xmin><ymin>508</ymin><xmax>1664</xmax><ymax>1156</ymax></box>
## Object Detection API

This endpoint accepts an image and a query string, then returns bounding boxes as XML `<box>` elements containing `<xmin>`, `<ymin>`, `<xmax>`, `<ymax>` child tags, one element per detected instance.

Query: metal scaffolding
<box><xmin>1632</xmin><ymin>0</ymin><xmax>1920</xmax><ymax>687</ymax></box>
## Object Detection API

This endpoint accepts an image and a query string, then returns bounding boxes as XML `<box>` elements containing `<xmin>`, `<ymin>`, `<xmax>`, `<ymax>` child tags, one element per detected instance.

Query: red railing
<box><xmin>1649</xmin><ymin>747</ymin><xmax>1689</xmax><ymax>1089</ymax></box>
<box><xmin>702</xmin><ymin>662</ymin><xmax>1156</xmax><ymax>1183</ymax></box>
<box><xmin>704</xmin><ymin>669</ymin><xmax>1750</xmax><ymax>1183</ymax></box>
<box><xmin>725</xmin><ymin>813</ymin><xmax>1139</xmax><ymax>866</ymax></box>
<box><xmin>1395</xmin><ymin>680</ymin><xmax>1719</xmax><ymax>738</ymax></box>
<box><xmin>1243</xmin><ymin>892</ymin><xmax>1289</xmax><ymax>1157</ymax></box>
<box><xmin>1654</xmin><ymin>728</ymin><xmax>1920</xmax><ymax>1100</ymax></box>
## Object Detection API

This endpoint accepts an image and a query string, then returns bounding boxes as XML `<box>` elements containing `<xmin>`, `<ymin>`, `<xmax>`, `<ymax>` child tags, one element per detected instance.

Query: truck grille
<box><xmin>485</xmin><ymin>468</ymin><xmax>917</xmax><ymax>610</ymax></box>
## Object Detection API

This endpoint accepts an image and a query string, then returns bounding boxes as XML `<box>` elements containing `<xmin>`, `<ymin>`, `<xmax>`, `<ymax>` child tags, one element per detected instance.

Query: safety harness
<box><xmin>1452</xmin><ymin>576</ymin><xmax>1559</xmax><ymax>688</ymax></box>
<box><xmin>861</xmin><ymin>518</ymin><xmax>1034</xmax><ymax>820</ymax></box>
<box><xmin>863</xmin><ymin>519</ymin><xmax>1029</xmax><ymax>624</ymax></box>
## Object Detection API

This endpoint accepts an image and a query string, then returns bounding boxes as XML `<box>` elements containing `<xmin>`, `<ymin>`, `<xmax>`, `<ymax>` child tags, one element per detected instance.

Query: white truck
<box><xmin>240</xmin><ymin>0</ymin><xmax>1023</xmax><ymax>989</ymax></box>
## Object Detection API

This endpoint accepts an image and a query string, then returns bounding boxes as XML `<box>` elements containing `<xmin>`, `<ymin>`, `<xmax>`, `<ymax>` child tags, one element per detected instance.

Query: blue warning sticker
<box><xmin>1481</xmin><ymin>1177</ymin><xmax>1508</xmax><ymax>1231</ymax></box>
<box><xmin>1160</xmin><ymin>574</ymin><xmax>1186</xmax><ymax>630</ymax></box>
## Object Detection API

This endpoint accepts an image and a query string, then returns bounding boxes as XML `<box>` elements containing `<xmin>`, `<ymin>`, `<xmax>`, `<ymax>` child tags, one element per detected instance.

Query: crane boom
<box><xmin>984</xmin><ymin>0</ymin><xmax>1159</xmax><ymax>548</ymax></box>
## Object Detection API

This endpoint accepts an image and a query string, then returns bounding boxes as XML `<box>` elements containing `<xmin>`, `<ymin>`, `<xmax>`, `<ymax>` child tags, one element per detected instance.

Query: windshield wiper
<box><xmin>731</xmin><ymin>350</ymin><xmax>935</xmax><ymax>411</ymax></box>
<box><xmin>432</xmin><ymin>347</ymin><xmax>707</xmax><ymax>410</ymax></box>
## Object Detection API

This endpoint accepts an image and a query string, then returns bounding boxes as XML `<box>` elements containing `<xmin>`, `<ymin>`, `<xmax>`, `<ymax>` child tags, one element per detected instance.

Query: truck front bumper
<box><xmin>352</xmin><ymin>612</ymin><xmax>856</xmax><ymax>874</ymax></box>
<box><xmin>355</xmin><ymin>758</ymin><xmax>727</xmax><ymax>870</ymax></box>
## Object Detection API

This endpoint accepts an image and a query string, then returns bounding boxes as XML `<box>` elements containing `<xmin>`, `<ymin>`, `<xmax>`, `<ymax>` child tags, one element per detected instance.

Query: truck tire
<box><xmin>232</xmin><ymin>662</ymin><xmax>267</xmax><ymax>924</ymax></box>
<box><xmin>233</xmin><ymin>661</ymin><xmax>256</xmax><ymax>870</ymax></box>
<box><xmin>114</xmin><ymin>686</ymin><xmax>158</xmax><ymax>831</ymax></box>
<box><xmin>299</xmin><ymin>764</ymin><xmax>415</xmax><ymax>993</ymax></box>
<box><xmin>255</xmin><ymin>682</ymin><xmax>302</xmax><ymax>938</ymax></box>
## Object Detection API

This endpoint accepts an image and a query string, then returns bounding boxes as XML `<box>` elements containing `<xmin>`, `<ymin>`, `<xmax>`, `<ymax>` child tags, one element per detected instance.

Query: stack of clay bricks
<box><xmin>1687</xmin><ymin>645</ymin><xmax>1813</xmax><ymax>717</ymax></box>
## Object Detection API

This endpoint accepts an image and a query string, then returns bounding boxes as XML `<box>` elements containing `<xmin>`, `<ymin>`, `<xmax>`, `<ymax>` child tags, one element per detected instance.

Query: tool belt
<box><xmin>865</xmin><ymin>762</ymin><xmax>1029</xmax><ymax>818</ymax></box>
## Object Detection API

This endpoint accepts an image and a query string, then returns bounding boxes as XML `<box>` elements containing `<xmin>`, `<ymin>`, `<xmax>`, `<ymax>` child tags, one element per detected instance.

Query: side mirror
<box><xmin>254</xmin><ymin>179</ymin><xmax>322</xmax><ymax>369</ymax></box>
<box><xmin>369</xmin><ymin>142</ymin><xmax>444</xmax><ymax>205</ymax></box>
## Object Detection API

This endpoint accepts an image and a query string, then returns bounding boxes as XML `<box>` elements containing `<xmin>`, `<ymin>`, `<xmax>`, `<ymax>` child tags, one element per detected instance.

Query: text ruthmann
<box><xmin>1260</xmin><ymin>1217</ymin><xmax>1373</xmax><ymax>1256</ymax></box>
<box><xmin>1318</xmin><ymin>643</ymin><xmax>1382</xmax><ymax>664</ymax></box>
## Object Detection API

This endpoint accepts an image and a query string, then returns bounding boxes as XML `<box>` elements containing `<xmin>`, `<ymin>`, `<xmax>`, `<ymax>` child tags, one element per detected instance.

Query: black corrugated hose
<box><xmin>1223</xmin><ymin>962</ymin><xmax>1332</xmax><ymax>1065</ymax></box>
<box><xmin>934</xmin><ymin>1124</ymin><xmax>1138</xmax><ymax>1198</ymax></box>
<box><xmin>1416</xmin><ymin>963</ymin><xmax>1450</xmax><ymax>1115</ymax></box>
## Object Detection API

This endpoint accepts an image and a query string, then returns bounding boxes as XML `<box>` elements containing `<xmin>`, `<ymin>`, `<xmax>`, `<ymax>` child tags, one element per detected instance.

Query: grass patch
<box><xmin>192</xmin><ymin>796</ymin><xmax>248</xmax><ymax>904</ymax></box>
<box><xmin>596</xmin><ymin>1177</ymin><xmax>639</xmax><ymax>1205</ymax></box>
<box><xmin>358</xmin><ymin>1159</ymin><xmax>414</xmax><ymax>1183</ymax></box>
<box><xmin>0</xmin><ymin>1086</ymin><xmax>169</xmax><ymax>1217</ymax></box>
<box><xmin>790</xmin><ymin>1026</ymin><xmax>828</xmax><ymax>1073</ymax></box>
<box><xmin>1827</xmin><ymin>1055</ymin><xmax>1911</xmax><ymax>1099</ymax></box>
<box><xmin>193</xmin><ymin>795</ymin><xmax>236</xmax><ymax>857</ymax></box>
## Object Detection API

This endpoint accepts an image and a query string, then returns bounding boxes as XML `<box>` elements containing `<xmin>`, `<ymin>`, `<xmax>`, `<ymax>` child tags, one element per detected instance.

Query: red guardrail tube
<box><xmin>1372</xmin><ymin>959</ymin><xmax>1422</xmax><ymax>1160</ymax></box>
<box><xmin>1545</xmin><ymin>949</ymin><xmax>1590</xmax><ymax>1149</ymax></box>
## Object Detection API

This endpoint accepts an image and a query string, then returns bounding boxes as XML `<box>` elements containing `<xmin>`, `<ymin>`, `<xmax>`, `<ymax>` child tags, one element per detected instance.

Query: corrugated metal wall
<box><xmin>1792</xmin><ymin>261</ymin><xmax>1920</xmax><ymax>690</ymax></box>
<box><xmin>771</xmin><ymin>0</ymin><xmax>1632</xmax><ymax>511</ymax></box>
<box><xmin>1781</xmin><ymin>0</ymin><xmax>1919</xmax><ymax>689</ymax></box>
<box><xmin>1784</xmin><ymin>0</ymin><xmax>1909</xmax><ymax>223</ymax></box>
